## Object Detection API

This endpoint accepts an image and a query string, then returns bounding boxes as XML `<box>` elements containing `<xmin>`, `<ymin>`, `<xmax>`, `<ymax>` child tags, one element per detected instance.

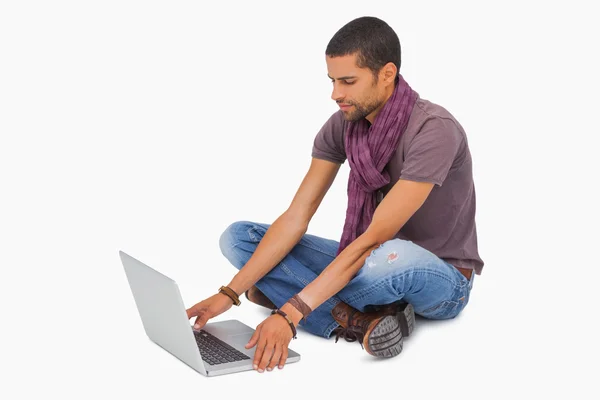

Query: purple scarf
<box><xmin>336</xmin><ymin>74</ymin><xmax>418</xmax><ymax>255</ymax></box>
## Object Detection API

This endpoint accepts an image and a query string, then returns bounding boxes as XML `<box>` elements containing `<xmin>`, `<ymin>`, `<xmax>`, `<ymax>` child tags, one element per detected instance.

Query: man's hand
<box><xmin>186</xmin><ymin>293</ymin><xmax>233</xmax><ymax>330</ymax></box>
<box><xmin>245</xmin><ymin>314</ymin><xmax>294</xmax><ymax>372</ymax></box>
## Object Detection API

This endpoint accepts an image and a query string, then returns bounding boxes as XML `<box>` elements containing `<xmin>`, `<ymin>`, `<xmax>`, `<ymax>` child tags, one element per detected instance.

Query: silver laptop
<box><xmin>119</xmin><ymin>250</ymin><xmax>301</xmax><ymax>377</ymax></box>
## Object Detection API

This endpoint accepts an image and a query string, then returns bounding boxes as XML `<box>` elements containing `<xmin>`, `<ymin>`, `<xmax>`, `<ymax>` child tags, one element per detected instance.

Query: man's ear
<box><xmin>381</xmin><ymin>62</ymin><xmax>398</xmax><ymax>85</ymax></box>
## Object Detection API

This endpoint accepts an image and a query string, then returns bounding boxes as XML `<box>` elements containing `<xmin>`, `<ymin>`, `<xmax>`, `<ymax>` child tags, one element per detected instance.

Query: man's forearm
<box><xmin>226</xmin><ymin>213</ymin><xmax>307</xmax><ymax>296</ymax></box>
<box><xmin>281</xmin><ymin>233</ymin><xmax>380</xmax><ymax>324</ymax></box>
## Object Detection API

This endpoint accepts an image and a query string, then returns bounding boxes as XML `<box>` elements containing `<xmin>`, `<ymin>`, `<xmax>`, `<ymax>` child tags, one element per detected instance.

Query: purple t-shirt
<box><xmin>312</xmin><ymin>97</ymin><xmax>484</xmax><ymax>274</ymax></box>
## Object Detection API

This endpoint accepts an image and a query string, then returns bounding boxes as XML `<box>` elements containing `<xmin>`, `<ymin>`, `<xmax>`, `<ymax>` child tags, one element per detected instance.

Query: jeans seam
<box><xmin>279</xmin><ymin>260</ymin><xmax>339</xmax><ymax>307</ymax></box>
<box><xmin>421</xmin><ymin>299</ymin><xmax>460</xmax><ymax>318</ymax></box>
<box><xmin>253</xmin><ymin>225</ymin><xmax>338</xmax><ymax>258</ymax></box>
<box><xmin>227</xmin><ymin>229</ymin><xmax>338</xmax><ymax>307</ymax></box>
<box><xmin>226</xmin><ymin>226</ymin><xmax>259</xmax><ymax>250</ymax></box>
<box><xmin>342</xmin><ymin>268</ymin><xmax>459</xmax><ymax>305</ymax></box>
<box><xmin>294</xmin><ymin>240</ymin><xmax>338</xmax><ymax>258</ymax></box>
<box><xmin>323</xmin><ymin>318</ymin><xmax>341</xmax><ymax>339</ymax></box>
<box><xmin>227</xmin><ymin>242</ymin><xmax>335</xmax><ymax>305</ymax></box>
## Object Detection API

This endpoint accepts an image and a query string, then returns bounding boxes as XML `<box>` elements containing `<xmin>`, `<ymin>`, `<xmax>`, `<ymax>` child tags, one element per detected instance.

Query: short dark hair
<box><xmin>325</xmin><ymin>16</ymin><xmax>401</xmax><ymax>81</ymax></box>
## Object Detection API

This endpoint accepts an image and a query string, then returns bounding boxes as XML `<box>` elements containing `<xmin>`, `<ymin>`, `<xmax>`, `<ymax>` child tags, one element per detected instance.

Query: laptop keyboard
<box><xmin>193</xmin><ymin>329</ymin><xmax>251</xmax><ymax>365</ymax></box>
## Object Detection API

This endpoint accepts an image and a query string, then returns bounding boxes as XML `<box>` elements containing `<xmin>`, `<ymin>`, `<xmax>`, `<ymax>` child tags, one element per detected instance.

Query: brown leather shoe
<box><xmin>245</xmin><ymin>286</ymin><xmax>276</xmax><ymax>309</ymax></box>
<box><xmin>331</xmin><ymin>302</ymin><xmax>404</xmax><ymax>358</ymax></box>
<box><xmin>373</xmin><ymin>301</ymin><xmax>415</xmax><ymax>338</ymax></box>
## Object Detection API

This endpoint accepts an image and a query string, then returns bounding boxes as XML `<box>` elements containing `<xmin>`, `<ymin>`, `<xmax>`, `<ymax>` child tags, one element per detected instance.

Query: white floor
<box><xmin>3</xmin><ymin>243</ymin><xmax>594</xmax><ymax>400</ymax></box>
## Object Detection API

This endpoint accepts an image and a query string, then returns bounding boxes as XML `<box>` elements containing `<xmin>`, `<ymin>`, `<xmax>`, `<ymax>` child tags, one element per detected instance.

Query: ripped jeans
<box><xmin>219</xmin><ymin>221</ymin><xmax>475</xmax><ymax>338</ymax></box>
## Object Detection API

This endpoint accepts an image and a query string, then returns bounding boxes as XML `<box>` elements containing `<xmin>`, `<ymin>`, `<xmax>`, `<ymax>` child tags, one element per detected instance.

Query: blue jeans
<box><xmin>219</xmin><ymin>221</ymin><xmax>475</xmax><ymax>338</ymax></box>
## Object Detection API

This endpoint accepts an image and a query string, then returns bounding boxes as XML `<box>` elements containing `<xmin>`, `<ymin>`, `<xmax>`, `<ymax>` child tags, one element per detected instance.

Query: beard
<box><xmin>341</xmin><ymin>96</ymin><xmax>383</xmax><ymax>122</ymax></box>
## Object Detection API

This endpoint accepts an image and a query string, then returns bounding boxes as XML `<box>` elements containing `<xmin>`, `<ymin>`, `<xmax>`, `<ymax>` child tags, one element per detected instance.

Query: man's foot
<box><xmin>331</xmin><ymin>302</ymin><xmax>404</xmax><ymax>358</ymax></box>
<box><xmin>245</xmin><ymin>286</ymin><xmax>276</xmax><ymax>309</ymax></box>
<box><xmin>376</xmin><ymin>301</ymin><xmax>415</xmax><ymax>338</ymax></box>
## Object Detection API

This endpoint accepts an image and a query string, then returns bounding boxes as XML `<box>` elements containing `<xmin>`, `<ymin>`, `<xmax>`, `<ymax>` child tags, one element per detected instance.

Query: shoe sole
<box><xmin>397</xmin><ymin>303</ymin><xmax>415</xmax><ymax>337</ymax></box>
<box><xmin>365</xmin><ymin>315</ymin><xmax>404</xmax><ymax>358</ymax></box>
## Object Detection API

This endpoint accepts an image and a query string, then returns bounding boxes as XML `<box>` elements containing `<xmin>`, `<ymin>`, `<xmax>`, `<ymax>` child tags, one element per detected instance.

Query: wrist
<box><xmin>217</xmin><ymin>291</ymin><xmax>234</xmax><ymax>304</ymax></box>
<box><xmin>226</xmin><ymin>282</ymin><xmax>244</xmax><ymax>296</ymax></box>
<box><xmin>280</xmin><ymin>302</ymin><xmax>302</xmax><ymax>326</ymax></box>
<box><xmin>271</xmin><ymin>308</ymin><xmax>297</xmax><ymax>340</ymax></box>
<box><xmin>218</xmin><ymin>285</ymin><xmax>241</xmax><ymax>306</ymax></box>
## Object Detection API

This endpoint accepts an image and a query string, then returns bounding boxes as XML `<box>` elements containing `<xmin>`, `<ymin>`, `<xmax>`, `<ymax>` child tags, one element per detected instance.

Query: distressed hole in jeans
<box><xmin>386</xmin><ymin>251</ymin><xmax>399</xmax><ymax>264</ymax></box>
<box><xmin>365</xmin><ymin>251</ymin><xmax>398</xmax><ymax>269</ymax></box>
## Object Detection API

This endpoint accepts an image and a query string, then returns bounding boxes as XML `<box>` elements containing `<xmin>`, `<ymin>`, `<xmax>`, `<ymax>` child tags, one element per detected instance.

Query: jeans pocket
<box><xmin>420</xmin><ymin>299</ymin><xmax>461</xmax><ymax>320</ymax></box>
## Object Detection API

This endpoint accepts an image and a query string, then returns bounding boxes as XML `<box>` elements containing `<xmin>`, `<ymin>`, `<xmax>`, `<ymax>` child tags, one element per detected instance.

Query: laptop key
<box><xmin>194</xmin><ymin>329</ymin><xmax>251</xmax><ymax>364</ymax></box>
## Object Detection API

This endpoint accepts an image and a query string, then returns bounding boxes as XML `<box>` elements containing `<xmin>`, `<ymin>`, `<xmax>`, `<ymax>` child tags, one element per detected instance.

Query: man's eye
<box><xmin>343</xmin><ymin>81</ymin><xmax>355</xmax><ymax>85</ymax></box>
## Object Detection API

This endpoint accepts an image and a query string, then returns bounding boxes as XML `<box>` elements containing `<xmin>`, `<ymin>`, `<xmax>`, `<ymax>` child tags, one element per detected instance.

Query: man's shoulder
<box><xmin>412</xmin><ymin>97</ymin><xmax>460</xmax><ymax>124</ymax></box>
<box><xmin>406</xmin><ymin>97</ymin><xmax>466</xmax><ymax>139</ymax></box>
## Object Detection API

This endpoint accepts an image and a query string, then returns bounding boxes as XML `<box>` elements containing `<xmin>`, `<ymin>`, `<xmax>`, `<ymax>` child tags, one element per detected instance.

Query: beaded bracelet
<box><xmin>271</xmin><ymin>309</ymin><xmax>297</xmax><ymax>339</ymax></box>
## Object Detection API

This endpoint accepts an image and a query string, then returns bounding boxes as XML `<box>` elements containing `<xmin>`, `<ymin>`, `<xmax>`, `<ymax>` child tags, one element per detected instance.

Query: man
<box><xmin>186</xmin><ymin>16</ymin><xmax>483</xmax><ymax>372</ymax></box>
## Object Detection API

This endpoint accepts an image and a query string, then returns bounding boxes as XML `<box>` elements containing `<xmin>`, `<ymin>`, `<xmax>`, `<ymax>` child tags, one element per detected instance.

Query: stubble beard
<box><xmin>342</xmin><ymin>96</ymin><xmax>383</xmax><ymax>122</ymax></box>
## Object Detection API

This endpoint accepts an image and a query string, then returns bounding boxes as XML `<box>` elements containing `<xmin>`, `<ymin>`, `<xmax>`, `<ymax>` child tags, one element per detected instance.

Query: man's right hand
<box><xmin>186</xmin><ymin>293</ymin><xmax>234</xmax><ymax>330</ymax></box>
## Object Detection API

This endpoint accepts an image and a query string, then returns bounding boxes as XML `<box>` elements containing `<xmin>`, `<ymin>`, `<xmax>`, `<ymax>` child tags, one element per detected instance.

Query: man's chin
<box><xmin>342</xmin><ymin>112</ymin><xmax>363</xmax><ymax>122</ymax></box>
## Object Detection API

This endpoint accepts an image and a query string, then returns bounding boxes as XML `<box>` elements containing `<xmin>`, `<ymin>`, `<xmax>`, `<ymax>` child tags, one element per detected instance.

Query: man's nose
<box><xmin>331</xmin><ymin>85</ymin><xmax>344</xmax><ymax>102</ymax></box>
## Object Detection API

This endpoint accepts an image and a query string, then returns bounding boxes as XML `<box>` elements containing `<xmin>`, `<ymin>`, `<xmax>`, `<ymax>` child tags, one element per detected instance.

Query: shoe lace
<box><xmin>333</xmin><ymin>310</ymin><xmax>369</xmax><ymax>349</ymax></box>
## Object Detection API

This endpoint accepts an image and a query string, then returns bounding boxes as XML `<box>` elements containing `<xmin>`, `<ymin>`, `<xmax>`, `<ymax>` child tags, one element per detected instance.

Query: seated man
<box><xmin>187</xmin><ymin>16</ymin><xmax>484</xmax><ymax>373</ymax></box>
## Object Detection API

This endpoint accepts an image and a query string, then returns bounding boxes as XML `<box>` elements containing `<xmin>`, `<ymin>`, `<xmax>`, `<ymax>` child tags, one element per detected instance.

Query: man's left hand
<box><xmin>245</xmin><ymin>314</ymin><xmax>294</xmax><ymax>372</ymax></box>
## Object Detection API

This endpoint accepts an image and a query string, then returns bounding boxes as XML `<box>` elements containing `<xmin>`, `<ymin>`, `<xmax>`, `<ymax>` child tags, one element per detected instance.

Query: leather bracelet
<box><xmin>288</xmin><ymin>294</ymin><xmax>312</xmax><ymax>323</ymax></box>
<box><xmin>271</xmin><ymin>309</ymin><xmax>297</xmax><ymax>339</ymax></box>
<box><xmin>219</xmin><ymin>285</ymin><xmax>241</xmax><ymax>306</ymax></box>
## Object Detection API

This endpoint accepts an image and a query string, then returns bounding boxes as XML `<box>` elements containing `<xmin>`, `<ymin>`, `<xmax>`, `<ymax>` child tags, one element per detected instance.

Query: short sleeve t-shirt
<box><xmin>312</xmin><ymin>97</ymin><xmax>484</xmax><ymax>274</ymax></box>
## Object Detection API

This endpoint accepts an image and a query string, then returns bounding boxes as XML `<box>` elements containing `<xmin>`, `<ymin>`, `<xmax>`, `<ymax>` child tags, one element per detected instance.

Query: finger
<box><xmin>258</xmin><ymin>341</ymin><xmax>275</xmax><ymax>373</ymax></box>
<box><xmin>278</xmin><ymin>348</ymin><xmax>288</xmax><ymax>370</ymax></box>
<box><xmin>245</xmin><ymin>325</ymin><xmax>262</xmax><ymax>349</ymax></box>
<box><xmin>267</xmin><ymin>344</ymin><xmax>282</xmax><ymax>371</ymax></box>
<box><xmin>186</xmin><ymin>303</ymin><xmax>205</xmax><ymax>319</ymax></box>
<box><xmin>253</xmin><ymin>338</ymin><xmax>267</xmax><ymax>371</ymax></box>
<box><xmin>193</xmin><ymin>313</ymin><xmax>210</xmax><ymax>330</ymax></box>
<box><xmin>186</xmin><ymin>306</ymin><xmax>196</xmax><ymax>319</ymax></box>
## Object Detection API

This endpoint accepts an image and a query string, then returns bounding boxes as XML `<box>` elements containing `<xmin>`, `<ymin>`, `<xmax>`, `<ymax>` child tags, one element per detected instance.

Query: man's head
<box><xmin>325</xmin><ymin>17</ymin><xmax>401</xmax><ymax>122</ymax></box>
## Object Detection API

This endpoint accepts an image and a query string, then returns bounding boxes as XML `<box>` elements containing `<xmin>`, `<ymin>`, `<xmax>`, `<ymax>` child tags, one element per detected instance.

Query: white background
<box><xmin>1</xmin><ymin>0</ymin><xmax>599</xmax><ymax>398</ymax></box>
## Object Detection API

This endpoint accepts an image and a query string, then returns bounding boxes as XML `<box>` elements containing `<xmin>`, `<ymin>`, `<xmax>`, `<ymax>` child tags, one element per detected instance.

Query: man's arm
<box><xmin>280</xmin><ymin>179</ymin><xmax>435</xmax><ymax>323</ymax></box>
<box><xmin>226</xmin><ymin>158</ymin><xmax>341</xmax><ymax>296</ymax></box>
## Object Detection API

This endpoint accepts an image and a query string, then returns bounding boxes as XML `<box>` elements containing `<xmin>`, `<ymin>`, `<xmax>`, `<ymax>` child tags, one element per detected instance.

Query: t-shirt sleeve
<box><xmin>400</xmin><ymin>117</ymin><xmax>463</xmax><ymax>186</ymax></box>
<box><xmin>311</xmin><ymin>111</ymin><xmax>347</xmax><ymax>164</ymax></box>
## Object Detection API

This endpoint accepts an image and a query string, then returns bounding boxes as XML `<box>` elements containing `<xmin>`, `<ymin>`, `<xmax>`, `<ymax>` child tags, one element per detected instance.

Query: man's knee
<box><xmin>363</xmin><ymin>239</ymin><xmax>420</xmax><ymax>271</ymax></box>
<box><xmin>219</xmin><ymin>221</ymin><xmax>248</xmax><ymax>256</ymax></box>
<box><xmin>218</xmin><ymin>220</ymin><xmax>267</xmax><ymax>265</ymax></box>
